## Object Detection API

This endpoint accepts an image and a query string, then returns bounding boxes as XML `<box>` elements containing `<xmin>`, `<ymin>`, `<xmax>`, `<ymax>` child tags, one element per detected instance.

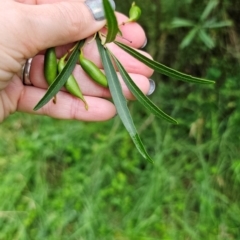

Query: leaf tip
<box><xmin>33</xmin><ymin>105</ymin><xmax>39</xmax><ymax>111</ymax></box>
<box><xmin>148</xmin><ymin>158</ymin><xmax>154</xmax><ymax>164</ymax></box>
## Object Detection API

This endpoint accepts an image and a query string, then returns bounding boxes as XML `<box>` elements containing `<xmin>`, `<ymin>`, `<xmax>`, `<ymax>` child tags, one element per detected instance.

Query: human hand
<box><xmin>0</xmin><ymin>0</ymin><xmax>154</xmax><ymax>122</ymax></box>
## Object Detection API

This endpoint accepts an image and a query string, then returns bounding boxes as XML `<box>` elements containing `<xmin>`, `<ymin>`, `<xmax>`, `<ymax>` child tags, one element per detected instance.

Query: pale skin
<box><xmin>0</xmin><ymin>0</ymin><xmax>153</xmax><ymax>122</ymax></box>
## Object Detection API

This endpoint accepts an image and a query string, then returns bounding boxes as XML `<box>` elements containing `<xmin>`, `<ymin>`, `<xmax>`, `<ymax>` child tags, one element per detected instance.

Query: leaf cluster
<box><xmin>33</xmin><ymin>0</ymin><xmax>215</xmax><ymax>163</ymax></box>
<box><xmin>170</xmin><ymin>0</ymin><xmax>232</xmax><ymax>49</ymax></box>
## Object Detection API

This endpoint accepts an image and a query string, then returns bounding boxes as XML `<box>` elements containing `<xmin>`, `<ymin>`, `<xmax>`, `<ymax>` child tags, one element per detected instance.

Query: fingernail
<box><xmin>85</xmin><ymin>0</ymin><xmax>116</xmax><ymax>21</ymax></box>
<box><xmin>147</xmin><ymin>79</ymin><xmax>156</xmax><ymax>96</ymax></box>
<box><xmin>141</xmin><ymin>38</ymin><xmax>148</xmax><ymax>49</ymax></box>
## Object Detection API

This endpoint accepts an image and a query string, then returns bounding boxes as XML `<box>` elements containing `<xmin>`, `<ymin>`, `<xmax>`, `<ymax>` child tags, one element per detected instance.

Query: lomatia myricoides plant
<box><xmin>35</xmin><ymin>1</ymin><xmax>215</xmax><ymax>163</ymax></box>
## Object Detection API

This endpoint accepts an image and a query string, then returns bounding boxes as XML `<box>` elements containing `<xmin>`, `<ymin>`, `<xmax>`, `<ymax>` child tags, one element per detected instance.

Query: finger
<box><xmin>18</xmin><ymin>0</ymin><xmax>145</xmax><ymax>49</ymax></box>
<box><xmin>17</xmin><ymin>86</ymin><xmax>117</xmax><ymax>121</ymax></box>
<box><xmin>42</xmin><ymin>12</ymin><xmax>147</xmax><ymax>58</ymax></box>
<box><xmin>35</xmin><ymin>40</ymin><xmax>153</xmax><ymax>78</ymax></box>
<box><xmin>30</xmin><ymin>55</ymin><xmax>151</xmax><ymax>99</ymax></box>
<box><xmin>99</xmin><ymin>42</ymin><xmax>154</xmax><ymax>77</ymax></box>
<box><xmin>17</xmin><ymin>1</ymin><xmax>145</xmax><ymax>49</ymax></box>
<box><xmin>16</xmin><ymin>0</ymin><xmax>108</xmax><ymax>56</ymax></box>
<box><xmin>55</xmin><ymin>40</ymin><xmax>153</xmax><ymax>77</ymax></box>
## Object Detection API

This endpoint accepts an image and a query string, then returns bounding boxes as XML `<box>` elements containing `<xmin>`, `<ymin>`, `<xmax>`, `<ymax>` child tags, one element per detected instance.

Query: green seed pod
<box><xmin>129</xmin><ymin>2</ymin><xmax>141</xmax><ymax>22</ymax></box>
<box><xmin>44</xmin><ymin>47</ymin><xmax>58</xmax><ymax>103</ymax></box>
<box><xmin>58</xmin><ymin>55</ymin><xmax>88</xmax><ymax>110</ymax></box>
<box><xmin>44</xmin><ymin>47</ymin><xmax>58</xmax><ymax>85</ymax></box>
<box><xmin>121</xmin><ymin>2</ymin><xmax>141</xmax><ymax>25</ymax></box>
<box><xmin>79</xmin><ymin>50</ymin><xmax>108</xmax><ymax>87</ymax></box>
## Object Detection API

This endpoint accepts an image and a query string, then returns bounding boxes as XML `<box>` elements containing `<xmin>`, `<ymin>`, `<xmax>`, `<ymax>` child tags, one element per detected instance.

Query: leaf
<box><xmin>96</xmin><ymin>37</ymin><xmax>153</xmax><ymax>163</ymax></box>
<box><xmin>114</xmin><ymin>41</ymin><xmax>215</xmax><ymax>84</ymax></box>
<box><xmin>180</xmin><ymin>27</ymin><xmax>199</xmax><ymax>49</ymax></box>
<box><xmin>34</xmin><ymin>40</ymin><xmax>85</xmax><ymax>111</ymax></box>
<box><xmin>200</xmin><ymin>0</ymin><xmax>219</xmax><ymax>21</ymax></box>
<box><xmin>170</xmin><ymin>18</ymin><xmax>195</xmax><ymax>28</ymax></box>
<box><xmin>111</xmin><ymin>53</ymin><xmax>178</xmax><ymax>124</ymax></box>
<box><xmin>203</xmin><ymin>20</ymin><xmax>232</xmax><ymax>29</ymax></box>
<box><xmin>198</xmin><ymin>29</ymin><xmax>215</xmax><ymax>49</ymax></box>
<box><xmin>103</xmin><ymin>0</ymin><xmax>120</xmax><ymax>44</ymax></box>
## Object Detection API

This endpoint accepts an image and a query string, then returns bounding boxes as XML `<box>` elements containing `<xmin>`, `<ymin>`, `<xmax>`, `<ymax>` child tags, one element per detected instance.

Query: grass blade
<box><xmin>103</xmin><ymin>0</ymin><xmax>119</xmax><ymax>44</ymax></box>
<box><xmin>96</xmin><ymin>37</ymin><xmax>153</xmax><ymax>163</ymax></box>
<box><xmin>34</xmin><ymin>40</ymin><xmax>85</xmax><ymax>111</ymax></box>
<box><xmin>111</xmin><ymin>54</ymin><xmax>178</xmax><ymax>124</ymax></box>
<box><xmin>114</xmin><ymin>41</ymin><xmax>215</xmax><ymax>84</ymax></box>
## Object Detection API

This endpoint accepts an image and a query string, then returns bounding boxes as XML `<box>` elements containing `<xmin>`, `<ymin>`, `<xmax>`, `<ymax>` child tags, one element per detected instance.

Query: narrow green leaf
<box><xmin>114</xmin><ymin>41</ymin><xmax>215</xmax><ymax>84</ymax></box>
<box><xmin>198</xmin><ymin>29</ymin><xmax>215</xmax><ymax>49</ymax></box>
<box><xmin>34</xmin><ymin>40</ymin><xmax>85</xmax><ymax>111</ymax></box>
<box><xmin>203</xmin><ymin>20</ymin><xmax>232</xmax><ymax>29</ymax></box>
<box><xmin>170</xmin><ymin>18</ymin><xmax>195</xmax><ymax>28</ymax></box>
<box><xmin>180</xmin><ymin>27</ymin><xmax>199</xmax><ymax>49</ymax></box>
<box><xmin>111</xmin><ymin>54</ymin><xmax>178</xmax><ymax>124</ymax></box>
<box><xmin>200</xmin><ymin>0</ymin><xmax>218</xmax><ymax>21</ymax></box>
<box><xmin>96</xmin><ymin>37</ymin><xmax>153</xmax><ymax>163</ymax></box>
<box><xmin>103</xmin><ymin>0</ymin><xmax>119</xmax><ymax>44</ymax></box>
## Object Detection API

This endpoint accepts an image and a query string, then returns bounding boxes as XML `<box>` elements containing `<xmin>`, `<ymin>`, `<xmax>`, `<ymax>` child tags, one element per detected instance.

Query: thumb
<box><xmin>20</xmin><ymin>0</ymin><xmax>115</xmax><ymax>54</ymax></box>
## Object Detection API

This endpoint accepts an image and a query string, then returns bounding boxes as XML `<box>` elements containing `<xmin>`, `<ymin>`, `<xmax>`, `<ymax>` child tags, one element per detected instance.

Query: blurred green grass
<box><xmin>1</xmin><ymin>0</ymin><xmax>240</xmax><ymax>239</ymax></box>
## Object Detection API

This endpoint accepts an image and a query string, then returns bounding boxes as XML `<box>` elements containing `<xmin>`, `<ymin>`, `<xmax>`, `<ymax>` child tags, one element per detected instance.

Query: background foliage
<box><xmin>1</xmin><ymin>0</ymin><xmax>240</xmax><ymax>239</ymax></box>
